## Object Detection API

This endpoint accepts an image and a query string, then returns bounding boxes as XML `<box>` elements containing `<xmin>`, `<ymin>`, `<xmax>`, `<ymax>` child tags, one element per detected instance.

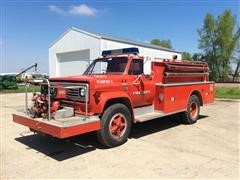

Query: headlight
<box><xmin>79</xmin><ymin>88</ymin><xmax>86</xmax><ymax>97</ymax></box>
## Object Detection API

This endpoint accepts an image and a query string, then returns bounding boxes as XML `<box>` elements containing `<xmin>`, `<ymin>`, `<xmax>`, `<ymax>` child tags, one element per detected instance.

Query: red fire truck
<box><xmin>13</xmin><ymin>48</ymin><xmax>214</xmax><ymax>147</ymax></box>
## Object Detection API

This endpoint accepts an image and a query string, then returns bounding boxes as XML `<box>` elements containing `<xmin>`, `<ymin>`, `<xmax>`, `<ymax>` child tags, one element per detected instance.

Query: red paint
<box><xmin>190</xmin><ymin>102</ymin><xmax>197</xmax><ymax>118</ymax></box>
<box><xmin>56</xmin><ymin>87</ymin><xmax>67</xmax><ymax>99</ymax></box>
<box><xmin>51</xmin><ymin>101</ymin><xmax>60</xmax><ymax>116</ymax></box>
<box><xmin>13</xmin><ymin>114</ymin><xmax>100</xmax><ymax>138</ymax></box>
<box><xmin>154</xmin><ymin>83</ymin><xmax>214</xmax><ymax>113</ymax></box>
<box><xmin>109</xmin><ymin>114</ymin><xmax>126</xmax><ymax>137</ymax></box>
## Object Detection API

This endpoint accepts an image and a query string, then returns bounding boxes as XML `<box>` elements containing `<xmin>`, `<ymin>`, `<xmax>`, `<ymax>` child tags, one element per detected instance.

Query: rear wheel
<box><xmin>181</xmin><ymin>95</ymin><xmax>200</xmax><ymax>124</ymax></box>
<box><xmin>97</xmin><ymin>103</ymin><xmax>132</xmax><ymax>147</ymax></box>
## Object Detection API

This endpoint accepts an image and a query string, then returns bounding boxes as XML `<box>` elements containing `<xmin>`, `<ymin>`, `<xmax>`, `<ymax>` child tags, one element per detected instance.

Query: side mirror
<box><xmin>143</xmin><ymin>57</ymin><xmax>152</xmax><ymax>75</ymax></box>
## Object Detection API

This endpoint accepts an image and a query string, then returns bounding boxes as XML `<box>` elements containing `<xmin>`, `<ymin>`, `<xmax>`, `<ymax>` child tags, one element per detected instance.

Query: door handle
<box><xmin>133</xmin><ymin>75</ymin><xmax>142</xmax><ymax>85</ymax></box>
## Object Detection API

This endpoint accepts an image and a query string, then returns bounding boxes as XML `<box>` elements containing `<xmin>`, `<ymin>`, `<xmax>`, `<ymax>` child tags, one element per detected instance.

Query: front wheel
<box><xmin>97</xmin><ymin>103</ymin><xmax>132</xmax><ymax>147</ymax></box>
<box><xmin>181</xmin><ymin>95</ymin><xmax>200</xmax><ymax>124</ymax></box>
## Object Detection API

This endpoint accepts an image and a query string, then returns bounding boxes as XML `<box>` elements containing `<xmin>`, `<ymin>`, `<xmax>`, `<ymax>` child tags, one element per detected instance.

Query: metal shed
<box><xmin>49</xmin><ymin>27</ymin><xmax>182</xmax><ymax>77</ymax></box>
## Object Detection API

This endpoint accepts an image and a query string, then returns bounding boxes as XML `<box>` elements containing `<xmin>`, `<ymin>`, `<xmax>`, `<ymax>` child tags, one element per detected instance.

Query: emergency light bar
<box><xmin>102</xmin><ymin>47</ymin><xmax>139</xmax><ymax>56</ymax></box>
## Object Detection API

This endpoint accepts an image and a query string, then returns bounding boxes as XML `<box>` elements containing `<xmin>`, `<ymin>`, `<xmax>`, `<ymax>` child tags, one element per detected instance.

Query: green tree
<box><xmin>192</xmin><ymin>53</ymin><xmax>203</xmax><ymax>61</ymax></box>
<box><xmin>198</xmin><ymin>9</ymin><xmax>239</xmax><ymax>82</ymax></box>
<box><xmin>232</xmin><ymin>28</ymin><xmax>240</xmax><ymax>82</ymax></box>
<box><xmin>151</xmin><ymin>39</ymin><xmax>173</xmax><ymax>49</ymax></box>
<box><xmin>182</xmin><ymin>52</ymin><xmax>192</xmax><ymax>60</ymax></box>
<box><xmin>198</xmin><ymin>13</ymin><xmax>219</xmax><ymax>81</ymax></box>
<box><xmin>233</xmin><ymin>52</ymin><xmax>240</xmax><ymax>82</ymax></box>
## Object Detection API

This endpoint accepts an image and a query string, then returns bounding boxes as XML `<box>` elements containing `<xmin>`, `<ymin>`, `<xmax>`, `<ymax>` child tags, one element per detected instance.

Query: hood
<box><xmin>49</xmin><ymin>74</ymin><xmax>123</xmax><ymax>83</ymax></box>
<box><xmin>49</xmin><ymin>74</ymin><xmax>125</xmax><ymax>91</ymax></box>
<box><xmin>50</xmin><ymin>75</ymin><xmax>95</xmax><ymax>83</ymax></box>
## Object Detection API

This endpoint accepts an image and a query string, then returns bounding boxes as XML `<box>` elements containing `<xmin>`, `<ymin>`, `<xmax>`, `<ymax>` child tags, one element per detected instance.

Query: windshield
<box><xmin>84</xmin><ymin>57</ymin><xmax>128</xmax><ymax>75</ymax></box>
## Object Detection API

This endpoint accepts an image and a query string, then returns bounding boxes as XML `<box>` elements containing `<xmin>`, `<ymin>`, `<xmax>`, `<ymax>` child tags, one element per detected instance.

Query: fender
<box><xmin>189</xmin><ymin>89</ymin><xmax>204</xmax><ymax>106</ymax></box>
<box><xmin>97</xmin><ymin>91</ymin><xmax>134</xmax><ymax>115</ymax></box>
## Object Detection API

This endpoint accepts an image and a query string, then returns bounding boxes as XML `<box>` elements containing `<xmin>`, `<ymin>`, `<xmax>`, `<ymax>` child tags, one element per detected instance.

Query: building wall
<box><xmin>101</xmin><ymin>39</ymin><xmax>182</xmax><ymax>60</ymax></box>
<box><xmin>56</xmin><ymin>49</ymin><xmax>90</xmax><ymax>76</ymax></box>
<box><xmin>49</xmin><ymin>29</ymin><xmax>182</xmax><ymax>77</ymax></box>
<box><xmin>49</xmin><ymin>30</ymin><xmax>101</xmax><ymax>77</ymax></box>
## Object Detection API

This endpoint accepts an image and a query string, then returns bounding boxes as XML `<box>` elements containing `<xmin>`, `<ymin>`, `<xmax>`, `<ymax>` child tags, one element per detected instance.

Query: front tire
<box><xmin>181</xmin><ymin>95</ymin><xmax>200</xmax><ymax>124</ymax></box>
<box><xmin>97</xmin><ymin>103</ymin><xmax>132</xmax><ymax>147</ymax></box>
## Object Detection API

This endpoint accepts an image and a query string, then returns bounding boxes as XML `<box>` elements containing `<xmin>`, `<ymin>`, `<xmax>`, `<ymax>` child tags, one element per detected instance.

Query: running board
<box><xmin>135</xmin><ymin>112</ymin><xmax>165</xmax><ymax>122</ymax></box>
<box><xmin>134</xmin><ymin>106</ymin><xmax>186</xmax><ymax>122</ymax></box>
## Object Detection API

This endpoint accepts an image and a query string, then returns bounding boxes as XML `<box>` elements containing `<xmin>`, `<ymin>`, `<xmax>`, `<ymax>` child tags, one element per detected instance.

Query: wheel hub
<box><xmin>109</xmin><ymin>113</ymin><xmax>127</xmax><ymax>138</ymax></box>
<box><xmin>190</xmin><ymin>102</ymin><xmax>198</xmax><ymax>118</ymax></box>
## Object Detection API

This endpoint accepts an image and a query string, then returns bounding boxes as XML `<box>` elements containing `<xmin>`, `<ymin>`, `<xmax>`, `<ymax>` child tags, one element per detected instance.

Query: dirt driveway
<box><xmin>1</xmin><ymin>93</ymin><xmax>239</xmax><ymax>179</ymax></box>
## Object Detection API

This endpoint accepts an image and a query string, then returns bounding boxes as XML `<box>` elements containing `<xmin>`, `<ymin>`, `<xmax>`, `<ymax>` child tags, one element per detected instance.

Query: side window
<box><xmin>128</xmin><ymin>59</ymin><xmax>143</xmax><ymax>75</ymax></box>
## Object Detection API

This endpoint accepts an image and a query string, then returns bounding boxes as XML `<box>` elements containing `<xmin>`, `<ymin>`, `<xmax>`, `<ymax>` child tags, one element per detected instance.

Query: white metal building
<box><xmin>49</xmin><ymin>27</ymin><xmax>182</xmax><ymax>77</ymax></box>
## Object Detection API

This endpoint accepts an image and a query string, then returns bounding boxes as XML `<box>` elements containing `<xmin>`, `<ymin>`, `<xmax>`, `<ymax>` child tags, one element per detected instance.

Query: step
<box><xmin>135</xmin><ymin>111</ymin><xmax>165</xmax><ymax>122</ymax></box>
<box><xmin>134</xmin><ymin>105</ymin><xmax>165</xmax><ymax>122</ymax></box>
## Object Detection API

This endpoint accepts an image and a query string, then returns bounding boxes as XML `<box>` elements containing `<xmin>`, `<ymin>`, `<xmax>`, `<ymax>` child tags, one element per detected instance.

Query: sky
<box><xmin>1</xmin><ymin>0</ymin><xmax>239</xmax><ymax>73</ymax></box>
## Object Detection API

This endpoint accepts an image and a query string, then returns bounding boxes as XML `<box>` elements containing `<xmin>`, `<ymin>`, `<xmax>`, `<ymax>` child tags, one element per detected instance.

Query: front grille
<box><xmin>66</xmin><ymin>88</ymin><xmax>83</xmax><ymax>101</ymax></box>
<box><xmin>50</xmin><ymin>81</ymin><xmax>88</xmax><ymax>102</ymax></box>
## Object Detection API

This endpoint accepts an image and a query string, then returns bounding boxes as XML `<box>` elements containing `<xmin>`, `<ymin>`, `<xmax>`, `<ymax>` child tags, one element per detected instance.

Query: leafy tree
<box><xmin>233</xmin><ymin>52</ymin><xmax>240</xmax><ymax>82</ymax></box>
<box><xmin>198</xmin><ymin>9</ymin><xmax>239</xmax><ymax>82</ymax></box>
<box><xmin>232</xmin><ymin>28</ymin><xmax>240</xmax><ymax>82</ymax></box>
<box><xmin>0</xmin><ymin>75</ymin><xmax>17</xmax><ymax>90</ymax></box>
<box><xmin>182</xmin><ymin>52</ymin><xmax>192</xmax><ymax>60</ymax></box>
<box><xmin>198</xmin><ymin>13</ymin><xmax>219</xmax><ymax>80</ymax></box>
<box><xmin>151</xmin><ymin>39</ymin><xmax>173</xmax><ymax>49</ymax></box>
<box><xmin>192</xmin><ymin>53</ymin><xmax>203</xmax><ymax>61</ymax></box>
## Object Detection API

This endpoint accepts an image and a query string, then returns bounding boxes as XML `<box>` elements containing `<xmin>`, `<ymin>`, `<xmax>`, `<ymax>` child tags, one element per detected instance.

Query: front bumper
<box><xmin>13</xmin><ymin>112</ymin><xmax>100</xmax><ymax>138</ymax></box>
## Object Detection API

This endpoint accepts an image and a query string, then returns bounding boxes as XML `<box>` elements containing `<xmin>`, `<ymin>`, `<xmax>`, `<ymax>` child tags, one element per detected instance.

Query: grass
<box><xmin>0</xmin><ymin>85</ymin><xmax>41</xmax><ymax>93</ymax></box>
<box><xmin>215</xmin><ymin>87</ymin><xmax>240</xmax><ymax>99</ymax></box>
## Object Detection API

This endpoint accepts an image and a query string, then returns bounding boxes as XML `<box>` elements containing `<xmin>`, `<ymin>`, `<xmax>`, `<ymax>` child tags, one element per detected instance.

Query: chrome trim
<box><xmin>85</xmin><ymin>84</ymin><xmax>89</xmax><ymax>118</ymax></box>
<box><xmin>155</xmin><ymin>109</ymin><xmax>187</xmax><ymax>116</ymax></box>
<box><xmin>47</xmin><ymin>79</ymin><xmax>51</xmax><ymax>120</ymax></box>
<box><xmin>166</xmin><ymin>64</ymin><xmax>209</xmax><ymax>70</ymax></box>
<box><xmin>66</xmin><ymin>87</ymin><xmax>86</xmax><ymax>102</ymax></box>
<box><xmin>50</xmin><ymin>81</ymin><xmax>87</xmax><ymax>86</ymax></box>
<box><xmin>24</xmin><ymin>79</ymin><xmax>51</xmax><ymax>120</ymax></box>
<box><xmin>25</xmin><ymin>79</ymin><xmax>89</xmax><ymax>121</ymax></box>
<box><xmin>165</xmin><ymin>72</ymin><xmax>209</xmax><ymax>77</ymax></box>
<box><xmin>134</xmin><ymin>107</ymin><xmax>187</xmax><ymax>123</ymax></box>
<box><xmin>155</xmin><ymin>81</ymin><xmax>215</xmax><ymax>87</ymax></box>
<box><xmin>134</xmin><ymin>105</ymin><xmax>154</xmax><ymax>116</ymax></box>
<box><xmin>25</xmin><ymin>82</ymin><xmax>28</xmax><ymax>111</ymax></box>
<box><xmin>51</xmin><ymin>82</ymin><xmax>89</xmax><ymax>119</ymax></box>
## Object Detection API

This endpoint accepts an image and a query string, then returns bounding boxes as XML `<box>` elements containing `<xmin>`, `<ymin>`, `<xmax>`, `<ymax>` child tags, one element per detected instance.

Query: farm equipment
<box><xmin>13</xmin><ymin>47</ymin><xmax>214</xmax><ymax>147</ymax></box>
<box><xmin>0</xmin><ymin>63</ymin><xmax>38</xmax><ymax>90</ymax></box>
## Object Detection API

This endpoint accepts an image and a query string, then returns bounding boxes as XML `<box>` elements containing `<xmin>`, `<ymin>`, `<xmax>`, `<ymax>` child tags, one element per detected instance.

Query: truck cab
<box><xmin>82</xmin><ymin>51</ymin><xmax>155</xmax><ymax>108</ymax></box>
<box><xmin>13</xmin><ymin>47</ymin><xmax>214</xmax><ymax>147</ymax></box>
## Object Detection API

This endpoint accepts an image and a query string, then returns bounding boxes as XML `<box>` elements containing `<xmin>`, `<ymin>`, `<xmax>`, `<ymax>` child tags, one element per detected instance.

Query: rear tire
<box><xmin>97</xmin><ymin>103</ymin><xmax>132</xmax><ymax>147</ymax></box>
<box><xmin>181</xmin><ymin>95</ymin><xmax>200</xmax><ymax>124</ymax></box>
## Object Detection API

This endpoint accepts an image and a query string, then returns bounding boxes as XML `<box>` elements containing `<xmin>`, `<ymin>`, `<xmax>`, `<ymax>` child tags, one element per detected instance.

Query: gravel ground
<box><xmin>1</xmin><ymin>93</ymin><xmax>239</xmax><ymax>179</ymax></box>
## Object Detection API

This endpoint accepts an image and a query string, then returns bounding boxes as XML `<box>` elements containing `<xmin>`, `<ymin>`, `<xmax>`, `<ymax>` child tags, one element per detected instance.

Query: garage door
<box><xmin>57</xmin><ymin>49</ymin><xmax>90</xmax><ymax>76</ymax></box>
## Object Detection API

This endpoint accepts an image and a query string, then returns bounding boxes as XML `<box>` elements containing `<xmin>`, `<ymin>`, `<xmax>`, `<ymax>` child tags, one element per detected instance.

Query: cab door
<box><xmin>127</xmin><ymin>59</ymin><xmax>154</xmax><ymax>107</ymax></box>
